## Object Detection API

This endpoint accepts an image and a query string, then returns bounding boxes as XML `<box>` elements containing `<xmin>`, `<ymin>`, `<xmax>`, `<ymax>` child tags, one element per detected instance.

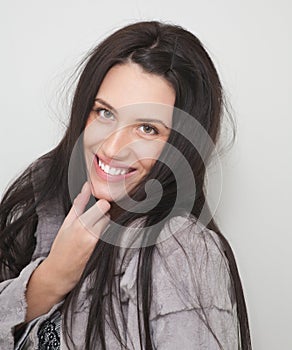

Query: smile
<box><xmin>98</xmin><ymin>158</ymin><xmax>131</xmax><ymax>175</ymax></box>
<box><xmin>93</xmin><ymin>155</ymin><xmax>137</xmax><ymax>182</ymax></box>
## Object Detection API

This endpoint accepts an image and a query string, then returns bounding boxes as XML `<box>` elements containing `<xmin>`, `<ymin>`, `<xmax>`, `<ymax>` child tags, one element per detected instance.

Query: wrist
<box><xmin>35</xmin><ymin>258</ymin><xmax>72</xmax><ymax>299</ymax></box>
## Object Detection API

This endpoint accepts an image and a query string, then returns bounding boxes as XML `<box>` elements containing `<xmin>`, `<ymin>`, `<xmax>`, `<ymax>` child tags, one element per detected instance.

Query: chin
<box><xmin>90</xmin><ymin>185</ymin><xmax>127</xmax><ymax>203</ymax></box>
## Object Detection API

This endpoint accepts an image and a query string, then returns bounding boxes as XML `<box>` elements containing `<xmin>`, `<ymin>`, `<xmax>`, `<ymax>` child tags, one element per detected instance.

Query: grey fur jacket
<box><xmin>0</xmin><ymin>165</ymin><xmax>239</xmax><ymax>349</ymax></box>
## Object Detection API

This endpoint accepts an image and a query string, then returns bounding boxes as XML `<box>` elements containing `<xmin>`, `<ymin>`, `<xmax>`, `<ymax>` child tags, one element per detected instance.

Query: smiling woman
<box><xmin>83</xmin><ymin>63</ymin><xmax>175</xmax><ymax>201</ymax></box>
<box><xmin>0</xmin><ymin>21</ymin><xmax>252</xmax><ymax>350</ymax></box>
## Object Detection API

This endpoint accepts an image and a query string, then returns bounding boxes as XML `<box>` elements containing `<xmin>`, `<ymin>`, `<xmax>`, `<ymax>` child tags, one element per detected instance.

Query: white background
<box><xmin>0</xmin><ymin>1</ymin><xmax>291</xmax><ymax>349</ymax></box>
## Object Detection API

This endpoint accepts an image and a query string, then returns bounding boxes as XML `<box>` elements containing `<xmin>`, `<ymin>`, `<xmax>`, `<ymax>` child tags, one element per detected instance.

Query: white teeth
<box><xmin>98</xmin><ymin>159</ymin><xmax>130</xmax><ymax>176</ymax></box>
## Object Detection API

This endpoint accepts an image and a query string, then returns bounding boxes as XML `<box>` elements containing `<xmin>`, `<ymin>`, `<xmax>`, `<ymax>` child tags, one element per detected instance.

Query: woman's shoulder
<box><xmin>150</xmin><ymin>214</ymin><xmax>236</xmax><ymax>316</ymax></box>
<box><xmin>156</xmin><ymin>214</ymin><xmax>227</xmax><ymax>262</ymax></box>
<box><xmin>120</xmin><ymin>214</ymin><xmax>236</xmax><ymax>317</ymax></box>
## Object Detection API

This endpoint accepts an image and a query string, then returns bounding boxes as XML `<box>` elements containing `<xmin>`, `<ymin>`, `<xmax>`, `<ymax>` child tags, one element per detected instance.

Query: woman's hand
<box><xmin>23</xmin><ymin>182</ymin><xmax>110</xmax><ymax>323</ymax></box>
<box><xmin>40</xmin><ymin>181</ymin><xmax>111</xmax><ymax>297</ymax></box>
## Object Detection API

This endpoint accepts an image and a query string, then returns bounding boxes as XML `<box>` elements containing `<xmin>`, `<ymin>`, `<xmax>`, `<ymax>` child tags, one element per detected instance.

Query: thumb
<box><xmin>63</xmin><ymin>182</ymin><xmax>91</xmax><ymax>227</ymax></box>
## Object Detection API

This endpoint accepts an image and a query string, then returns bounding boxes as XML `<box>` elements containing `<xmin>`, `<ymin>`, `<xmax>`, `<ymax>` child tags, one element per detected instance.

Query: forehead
<box><xmin>96</xmin><ymin>62</ymin><xmax>176</xmax><ymax>110</ymax></box>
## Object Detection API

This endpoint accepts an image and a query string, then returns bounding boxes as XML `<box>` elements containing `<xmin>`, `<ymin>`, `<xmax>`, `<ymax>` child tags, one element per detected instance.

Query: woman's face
<box><xmin>83</xmin><ymin>62</ymin><xmax>175</xmax><ymax>202</ymax></box>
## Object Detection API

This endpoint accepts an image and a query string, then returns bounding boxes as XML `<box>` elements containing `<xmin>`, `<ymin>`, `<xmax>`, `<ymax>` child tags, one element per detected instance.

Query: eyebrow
<box><xmin>135</xmin><ymin>118</ymin><xmax>170</xmax><ymax>129</ymax></box>
<box><xmin>94</xmin><ymin>98</ymin><xmax>170</xmax><ymax>130</ymax></box>
<box><xmin>94</xmin><ymin>98</ymin><xmax>118</xmax><ymax>114</ymax></box>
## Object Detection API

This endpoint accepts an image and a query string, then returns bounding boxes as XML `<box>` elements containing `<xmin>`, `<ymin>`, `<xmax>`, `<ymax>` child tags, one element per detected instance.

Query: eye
<box><xmin>138</xmin><ymin>124</ymin><xmax>159</xmax><ymax>135</ymax></box>
<box><xmin>94</xmin><ymin>108</ymin><xmax>115</xmax><ymax>121</ymax></box>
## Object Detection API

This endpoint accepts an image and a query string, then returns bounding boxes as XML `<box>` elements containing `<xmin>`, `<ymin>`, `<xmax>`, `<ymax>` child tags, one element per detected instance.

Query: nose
<box><xmin>100</xmin><ymin>126</ymin><xmax>131</xmax><ymax>160</ymax></box>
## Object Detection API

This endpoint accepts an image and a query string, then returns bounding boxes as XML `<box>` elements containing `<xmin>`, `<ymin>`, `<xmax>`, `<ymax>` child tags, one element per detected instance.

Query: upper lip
<box><xmin>96</xmin><ymin>154</ymin><xmax>136</xmax><ymax>170</ymax></box>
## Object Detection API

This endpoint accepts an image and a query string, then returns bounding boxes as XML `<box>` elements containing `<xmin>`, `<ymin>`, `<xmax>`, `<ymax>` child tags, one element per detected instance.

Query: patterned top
<box><xmin>14</xmin><ymin>310</ymin><xmax>61</xmax><ymax>350</ymax></box>
<box><xmin>37</xmin><ymin>310</ymin><xmax>61</xmax><ymax>350</ymax></box>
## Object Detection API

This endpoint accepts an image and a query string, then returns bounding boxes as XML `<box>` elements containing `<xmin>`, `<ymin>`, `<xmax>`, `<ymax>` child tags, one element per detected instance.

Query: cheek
<box><xmin>139</xmin><ymin>159</ymin><xmax>156</xmax><ymax>174</ymax></box>
<box><xmin>85</xmin><ymin>114</ymin><xmax>95</xmax><ymax>127</ymax></box>
<box><xmin>83</xmin><ymin>122</ymin><xmax>102</xmax><ymax>150</ymax></box>
<box><xmin>138</xmin><ymin>140</ymin><xmax>166</xmax><ymax>158</ymax></box>
<box><xmin>83</xmin><ymin>116</ymin><xmax>95</xmax><ymax>148</ymax></box>
<box><xmin>136</xmin><ymin>141</ymin><xmax>166</xmax><ymax>172</ymax></box>
<box><xmin>84</xmin><ymin>115</ymin><xmax>108</xmax><ymax>149</ymax></box>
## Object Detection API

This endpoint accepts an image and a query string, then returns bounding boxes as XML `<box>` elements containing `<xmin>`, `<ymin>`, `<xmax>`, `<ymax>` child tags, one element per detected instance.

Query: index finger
<box><xmin>79</xmin><ymin>198</ymin><xmax>111</xmax><ymax>228</ymax></box>
<box><xmin>62</xmin><ymin>182</ymin><xmax>91</xmax><ymax>228</ymax></box>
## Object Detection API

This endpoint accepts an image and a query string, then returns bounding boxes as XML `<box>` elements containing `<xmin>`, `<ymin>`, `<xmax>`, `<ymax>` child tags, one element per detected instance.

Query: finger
<box><xmin>62</xmin><ymin>182</ymin><xmax>91</xmax><ymax>227</ymax></box>
<box><xmin>79</xmin><ymin>198</ymin><xmax>111</xmax><ymax>228</ymax></box>
<box><xmin>83</xmin><ymin>214</ymin><xmax>111</xmax><ymax>239</ymax></box>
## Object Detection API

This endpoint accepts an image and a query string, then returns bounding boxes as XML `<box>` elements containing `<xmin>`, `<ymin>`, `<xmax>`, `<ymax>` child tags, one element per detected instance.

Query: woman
<box><xmin>0</xmin><ymin>21</ymin><xmax>252</xmax><ymax>349</ymax></box>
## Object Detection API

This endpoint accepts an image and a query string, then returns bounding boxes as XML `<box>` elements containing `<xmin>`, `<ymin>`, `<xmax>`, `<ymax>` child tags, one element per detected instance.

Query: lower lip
<box><xmin>93</xmin><ymin>156</ymin><xmax>138</xmax><ymax>183</ymax></box>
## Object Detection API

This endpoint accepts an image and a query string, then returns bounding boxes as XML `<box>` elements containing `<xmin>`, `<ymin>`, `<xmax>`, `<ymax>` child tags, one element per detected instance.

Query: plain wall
<box><xmin>1</xmin><ymin>1</ymin><xmax>291</xmax><ymax>349</ymax></box>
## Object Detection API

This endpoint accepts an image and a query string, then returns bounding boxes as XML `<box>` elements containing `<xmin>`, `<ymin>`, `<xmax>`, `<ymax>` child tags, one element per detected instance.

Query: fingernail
<box><xmin>98</xmin><ymin>199</ymin><xmax>111</xmax><ymax>212</ymax></box>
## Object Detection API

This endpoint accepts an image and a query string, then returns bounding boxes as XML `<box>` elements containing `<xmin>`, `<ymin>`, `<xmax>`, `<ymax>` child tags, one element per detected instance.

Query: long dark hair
<box><xmin>0</xmin><ymin>21</ymin><xmax>251</xmax><ymax>349</ymax></box>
